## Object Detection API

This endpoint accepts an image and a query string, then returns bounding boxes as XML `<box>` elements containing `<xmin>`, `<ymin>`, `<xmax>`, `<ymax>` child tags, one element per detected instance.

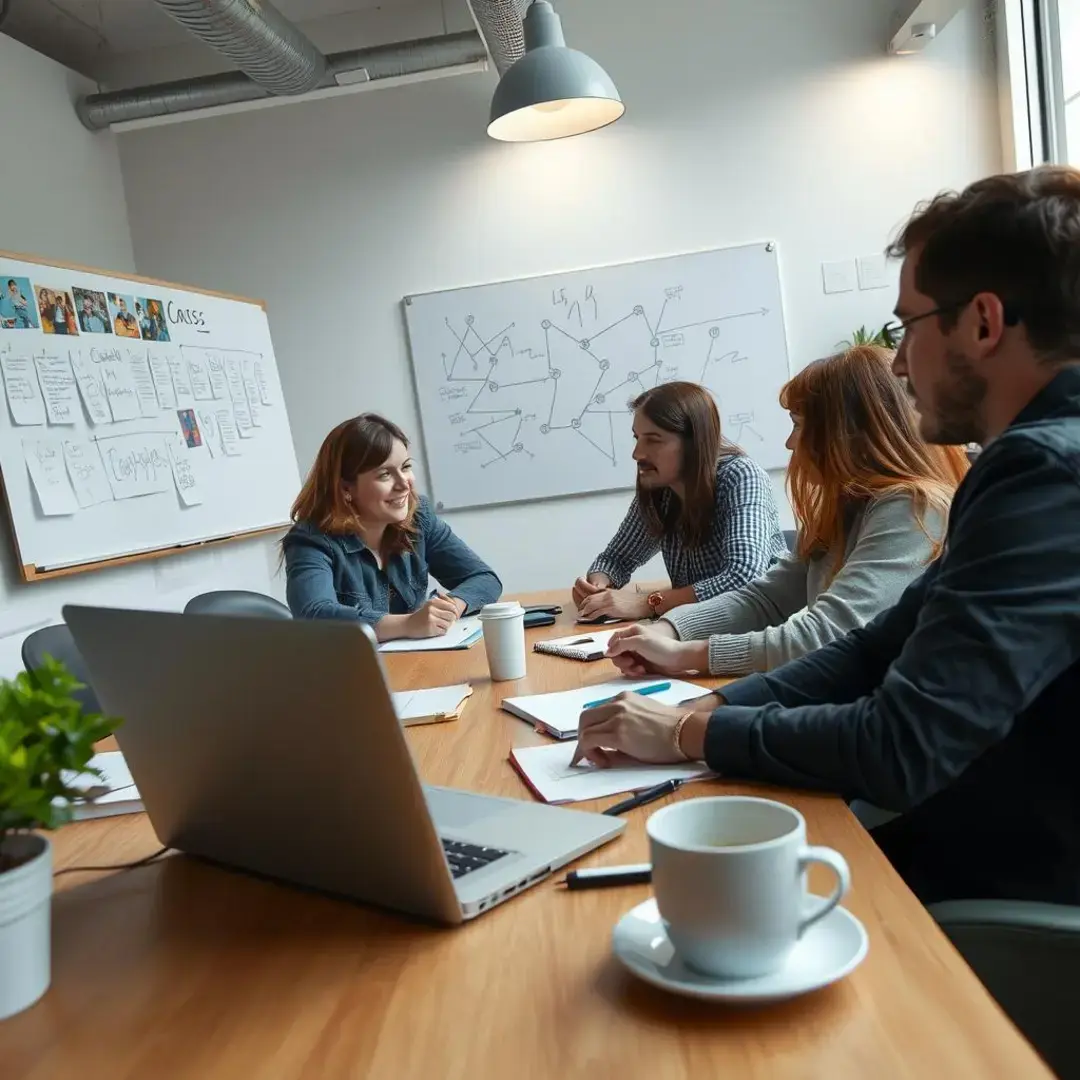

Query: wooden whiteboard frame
<box><xmin>0</xmin><ymin>249</ymin><xmax>288</xmax><ymax>583</ymax></box>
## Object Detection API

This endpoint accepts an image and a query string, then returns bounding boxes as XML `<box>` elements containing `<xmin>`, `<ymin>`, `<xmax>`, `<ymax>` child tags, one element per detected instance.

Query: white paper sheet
<box><xmin>206</xmin><ymin>350</ymin><xmax>228</xmax><ymax>399</ymax></box>
<box><xmin>24</xmin><ymin>437</ymin><xmax>79</xmax><ymax>515</ymax></box>
<box><xmin>183</xmin><ymin>349</ymin><xmax>214</xmax><ymax>400</ymax></box>
<box><xmin>62</xmin><ymin>439</ymin><xmax>114</xmax><ymax>508</ymax></box>
<box><xmin>126</xmin><ymin>346</ymin><xmax>161</xmax><ymax>418</ymax></box>
<box><xmin>33</xmin><ymin>349</ymin><xmax>79</xmax><ymax>425</ymax></box>
<box><xmin>167</xmin><ymin>353</ymin><xmax>193</xmax><ymax>401</ymax></box>
<box><xmin>88</xmin><ymin>344</ymin><xmax>140</xmax><ymax>421</ymax></box>
<box><xmin>501</xmin><ymin>678</ymin><xmax>710</xmax><ymax>740</ymax></box>
<box><xmin>241</xmin><ymin>355</ymin><xmax>262</xmax><ymax>427</ymax></box>
<box><xmin>60</xmin><ymin>751</ymin><xmax>143</xmax><ymax>821</ymax></box>
<box><xmin>197</xmin><ymin>407</ymin><xmax>218</xmax><ymax>459</ymax></box>
<box><xmin>147</xmin><ymin>348</ymin><xmax>178</xmax><ymax>409</ymax></box>
<box><xmin>167</xmin><ymin>434</ymin><xmax>203</xmax><ymax>507</ymax></box>
<box><xmin>253</xmin><ymin>358</ymin><xmax>272</xmax><ymax>406</ymax></box>
<box><xmin>224</xmin><ymin>356</ymin><xmax>254</xmax><ymax>435</ymax></box>
<box><xmin>510</xmin><ymin>742</ymin><xmax>712</xmax><ymax>804</ymax></box>
<box><xmin>1</xmin><ymin>347</ymin><xmax>46</xmax><ymax>425</ymax></box>
<box><xmin>97</xmin><ymin>432</ymin><xmax>174</xmax><ymax>499</ymax></box>
<box><xmin>378</xmin><ymin>616</ymin><xmax>483</xmax><ymax>653</ymax></box>
<box><xmin>69</xmin><ymin>347</ymin><xmax>114</xmax><ymax>424</ymax></box>
<box><xmin>215</xmin><ymin>408</ymin><xmax>241</xmax><ymax>456</ymax></box>
<box><xmin>391</xmin><ymin>683</ymin><xmax>472</xmax><ymax>724</ymax></box>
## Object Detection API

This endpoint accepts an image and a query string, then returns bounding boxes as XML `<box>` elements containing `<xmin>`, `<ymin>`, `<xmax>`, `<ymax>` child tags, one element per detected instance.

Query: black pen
<box><xmin>563</xmin><ymin>863</ymin><xmax>652</xmax><ymax>890</ymax></box>
<box><xmin>602</xmin><ymin>778</ymin><xmax>685</xmax><ymax>817</ymax></box>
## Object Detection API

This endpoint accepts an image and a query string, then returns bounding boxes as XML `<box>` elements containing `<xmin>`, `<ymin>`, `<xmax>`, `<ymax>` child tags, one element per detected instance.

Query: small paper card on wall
<box><xmin>62</xmin><ymin>439</ymin><xmax>114</xmax><ymax>509</ymax></box>
<box><xmin>147</xmin><ymin>349</ymin><xmax>178</xmax><ymax>409</ymax></box>
<box><xmin>33</xmin><ymin>349</ymin><xmax>79</xmax><ymax>425</ymax></box>
<box><xmin>69</xmin><ymin>347</ymin><xmax>114</xmax><ymax>425</ymax></box>
<box><xmin>24</xmin><ymin>437</ymin><xmax>79</xmax><ymax>516</ymax></box>
<box><xmin>96</xmin><ymin>433</ymin><xmax>174</xmax><ymax>500</ymax></box>
<box><xmin>167</xmin><ymin>435</ymin><xmax>203</xmax><ymax>507</ymax></box>
<box><xmin>89</xmin><ymin>345</ymin><xmax>141</xmax><ymax>422</ymax></box>
<box><xmin>1</xmin><ymin>346</ymin><xmax>46</xmax><ymax>426</ymax></box>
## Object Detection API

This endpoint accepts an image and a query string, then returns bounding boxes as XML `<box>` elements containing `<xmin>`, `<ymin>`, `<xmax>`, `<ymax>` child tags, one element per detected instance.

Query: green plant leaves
<box><xmin>0</xmin><ymin>655</ymin><xmax>121</xmax><ymax>851</ymax></box>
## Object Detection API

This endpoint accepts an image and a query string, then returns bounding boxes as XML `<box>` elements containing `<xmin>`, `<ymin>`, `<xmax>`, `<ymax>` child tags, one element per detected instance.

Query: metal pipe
<box><xmin>466</xmin><ymin>0</ymin><xmax>528</xmax><ymax>74</ymax></box>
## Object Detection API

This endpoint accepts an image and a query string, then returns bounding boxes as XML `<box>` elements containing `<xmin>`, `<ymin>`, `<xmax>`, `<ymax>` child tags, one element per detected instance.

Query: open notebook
<box><xmin>390</xmin><ymin>684</ymin><xmax>472</xmax><ymax>727</ymax></box>
<box><xmin>59</xmin><ymin>751</ymin><xmax>144</xmax><ymax>821</ymax></box>
<box><xmin>378</xmin><ymin>617</ymin><xmax>482</xmax><ymax>653</ymax></box>
<box><xmin>533</xmin><ymin>630</ymin><xmax>618</xmax><ymax>662</ymax></box>
<box><xmin>501</xmin><ymin>678</ymin><xmax>711</xmax><ymax>740</ymax></box>
<box><xmin>510</xmin><ymin>742</ymin><xmax>713</xmax><ymax>804</ymax></box>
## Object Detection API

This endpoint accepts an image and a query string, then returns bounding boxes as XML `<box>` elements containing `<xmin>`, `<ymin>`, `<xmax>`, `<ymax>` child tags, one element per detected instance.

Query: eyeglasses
<box><xmin>882</xmin><ymin>298</ymin><xmax>1020</xmax><ymax>349</ymax></box>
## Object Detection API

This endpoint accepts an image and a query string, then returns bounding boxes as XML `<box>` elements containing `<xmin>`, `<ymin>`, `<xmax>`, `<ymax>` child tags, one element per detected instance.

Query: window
<box><xmin>1023</xmin><ymin>0</ymin><xmax>1080</xmax><ymax>164</ymax></box>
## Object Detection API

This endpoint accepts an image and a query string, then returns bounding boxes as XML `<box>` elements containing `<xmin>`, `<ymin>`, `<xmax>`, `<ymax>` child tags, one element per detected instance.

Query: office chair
<box><xmin>184</xmin><ymin>590</ymin><xmax>292</xmax><ymax>619</ymax></box>
<box><xmin>930</xmin><ymin>899</ymin><xmax>1080</xmax><ymax>1079</ymax></box>
<box><xmin>22</xmin><ymin>623</ymin><xmax>102</xmax><ymax>715</ymax></box>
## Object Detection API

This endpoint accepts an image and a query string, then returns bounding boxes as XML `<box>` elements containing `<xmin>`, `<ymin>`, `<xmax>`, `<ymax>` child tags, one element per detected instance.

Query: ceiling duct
<box><xmin>466</xmin><ymin>0</ymin><xmax>529</xmax><ymax>74</ymax></box>
<box><xmin>76</xmin><ymin>30</ymin><xmax>487</xmax><ymax>130</ymax></box>
<box><xmin>152</xmin><ymin>0</ymin><xmax>327</xmax><ymax>94</ymax></box>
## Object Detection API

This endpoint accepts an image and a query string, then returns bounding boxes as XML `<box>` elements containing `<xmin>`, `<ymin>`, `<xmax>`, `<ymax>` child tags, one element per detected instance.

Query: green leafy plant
<box><xmin>0</xmin><ymin>657</ymin><xmax>120</xmax><ymax>872</ymax></box>
<box><xmin>841</xmin><ymin>324</ymin><xmax>893</xmax><ymax>349</ymax></box>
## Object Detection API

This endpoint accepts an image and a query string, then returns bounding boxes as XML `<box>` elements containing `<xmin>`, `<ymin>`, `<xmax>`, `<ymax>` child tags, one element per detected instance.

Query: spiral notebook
<box><xmin>533</xmin><ymin>630</ymin><xmax>618</xmax><ymax>662</ymax></box>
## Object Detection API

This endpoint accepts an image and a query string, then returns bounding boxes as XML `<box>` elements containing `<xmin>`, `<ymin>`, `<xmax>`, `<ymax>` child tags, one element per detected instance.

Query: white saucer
<box><xmin>612</xmin><ymin>898</ymin><xmax>868</xmax><ymax>1003</ymax></box>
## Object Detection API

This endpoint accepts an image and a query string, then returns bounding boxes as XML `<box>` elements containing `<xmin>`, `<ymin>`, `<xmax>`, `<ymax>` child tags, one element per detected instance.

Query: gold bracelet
<box><xmin>672</xmin><ymin>711</ymin><xmax>695</xmax><ymax>761</ymax></box>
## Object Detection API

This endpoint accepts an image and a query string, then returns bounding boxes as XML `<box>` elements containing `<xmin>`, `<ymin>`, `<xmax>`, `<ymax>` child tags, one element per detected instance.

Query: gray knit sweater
<box><xmin>663</xmin><ymin>494</ymin><xmax>946</xmax><ymax>675</ymax></box>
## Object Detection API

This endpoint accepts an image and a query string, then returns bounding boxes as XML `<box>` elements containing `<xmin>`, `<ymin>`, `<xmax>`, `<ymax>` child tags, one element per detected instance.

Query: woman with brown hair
<box><xmin>573</xmin><ymin>381</ymin><xmax>784</xmax><ymax>622</ymax></box>
<box><xmin>282</xmin><ymin>414</ymin><xmax>502</xmax><ymax>639</ymax></box>
<box><xmin>605</xmin><ymin>346</ymin><xmax>968</xmax><ymax>675</ymax></box>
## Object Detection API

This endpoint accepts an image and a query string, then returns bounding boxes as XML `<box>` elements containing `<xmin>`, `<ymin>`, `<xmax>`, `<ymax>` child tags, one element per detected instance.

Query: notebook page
<box><xmin>502</xmin><ymin>678</ymin><xmax>711</xmax><ymax>739</ymax></box>
<box><xmin>511</xmin><ymin>742</ymin><xmax>712</xmax><ymax>804</ymax></box>
<box><xmin>392</xmin><ymin>684</ymin><xmax>472</xmax><ymax>721</ymax></box>
<box><xmin>379</xmin><ymin>617</ymin><xmax>482</xmax><ymax>653</ymax></box>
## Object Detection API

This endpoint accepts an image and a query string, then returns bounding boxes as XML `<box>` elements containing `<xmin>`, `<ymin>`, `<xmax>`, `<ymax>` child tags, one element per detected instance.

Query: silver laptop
<box><xmin>63</xmin><ymin>605</ymin><xmax>624</xmax><ymax>925</ymax></box>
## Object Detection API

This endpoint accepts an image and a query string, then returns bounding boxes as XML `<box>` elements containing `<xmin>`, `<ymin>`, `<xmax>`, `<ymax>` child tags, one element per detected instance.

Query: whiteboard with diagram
<box><xmin>0</xmin><ymin>251</ymin><xmax>300</xmax><ymax>579</ymax></box>
<box><xmin>403</xmin><ymin>242</ymin><xmax>792</xmax><ymax>511</ymax></box>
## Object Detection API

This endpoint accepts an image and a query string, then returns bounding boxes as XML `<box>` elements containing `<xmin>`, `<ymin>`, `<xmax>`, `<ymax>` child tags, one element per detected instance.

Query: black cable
<box><xmin>54</xmin><ymin>845</ymin><xmax>171</xmax><ymax>877</ymax></box>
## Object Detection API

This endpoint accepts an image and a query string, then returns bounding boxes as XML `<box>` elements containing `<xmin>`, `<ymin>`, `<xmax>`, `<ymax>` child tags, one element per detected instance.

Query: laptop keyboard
<box><xmin>441</xmin><ymin>838</ymin><xmax>510</xmax><ymax>879</ymax></box>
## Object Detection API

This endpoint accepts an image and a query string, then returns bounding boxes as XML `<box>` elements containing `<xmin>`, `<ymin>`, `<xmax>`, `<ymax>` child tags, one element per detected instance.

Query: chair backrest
<box><xmin>22</xmin><ymin>623</ymin><xmax>102</xmax><ymax>715</ymax></box>
<box><xmin>183</xmin><ymin>590</ymin><xmax>292</xmax><ymax>620</ymax></box>
<box><xmin>783</xmin><ymin>529</ymin><xmax>796</xmax><ymax>552</ymax></box>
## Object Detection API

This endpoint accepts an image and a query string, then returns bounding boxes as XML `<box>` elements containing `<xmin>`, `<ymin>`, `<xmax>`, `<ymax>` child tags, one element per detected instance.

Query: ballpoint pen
<box><xmin>602</xmin><ymin>778</ymin><xmax>685</xmax><ymax>816</ymax></box>
<box><xmin>582</xmin><ymin>682</ymin><xmax>672</xmax><ymax>710</ymax></box>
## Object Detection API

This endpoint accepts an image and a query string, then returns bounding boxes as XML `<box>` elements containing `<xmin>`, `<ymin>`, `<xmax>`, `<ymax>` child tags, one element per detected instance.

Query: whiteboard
<box><xmin>403</xmin><ymin>243</ymin><xmax>791</xmax><ymax>511</ymax></box>
<box><xmin>0</xmin><ymin>252</ymin><xmax>301</xmax><ymax>577</ymax></box>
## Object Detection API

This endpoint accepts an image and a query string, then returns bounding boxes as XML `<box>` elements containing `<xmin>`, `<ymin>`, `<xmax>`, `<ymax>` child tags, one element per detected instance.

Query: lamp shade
<box><xmin>488</xmin><ymin>1</ymin><xmax>623</xmax><ymax>143</ymax></box>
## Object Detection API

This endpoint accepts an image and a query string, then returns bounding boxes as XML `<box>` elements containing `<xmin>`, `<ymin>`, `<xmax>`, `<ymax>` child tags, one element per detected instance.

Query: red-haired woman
<box><xmin>573</xmin><ymin>381</ymin><xmax>785</xmax><ymax>622</ymax></box>
<box><xmin>282</xmin><ymin>414</ymin><xmax>502</xmax><ymax>640</ymax></box>
<box><xmin>606</xmin><ymin>346</ymin><xmax>968</xmax><ymax>675</ymax></box>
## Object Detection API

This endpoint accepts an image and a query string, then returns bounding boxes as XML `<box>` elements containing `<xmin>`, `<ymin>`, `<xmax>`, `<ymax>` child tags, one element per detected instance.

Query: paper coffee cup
<box><xmin>478</xmin><ymin>602</ymin><xmax>527</xmax><ymax>681</ymax></box>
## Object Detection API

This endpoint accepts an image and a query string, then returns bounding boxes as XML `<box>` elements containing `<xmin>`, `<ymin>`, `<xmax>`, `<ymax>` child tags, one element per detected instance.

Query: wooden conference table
<box><xmin>3</xmin><ymin>591</ymin><xmax>1052</xmax><ymax>1080</ymax></box>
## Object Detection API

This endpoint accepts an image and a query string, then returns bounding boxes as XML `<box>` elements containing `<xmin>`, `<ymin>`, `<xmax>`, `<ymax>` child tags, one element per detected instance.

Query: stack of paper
<box><xmin>58</xmin><ymin>751</ymin><xmax>144</xmax><ymax>821</ymax></box>
<box><xmin>378</xmin><ymin>616</ymin><xmax>482</xmax><ymax>653</ymax></box>
<box><xmin>391</xmin><ymin>684</ymin><xmax>473</xmax><ymax>727</ymax></box>
<box><xmin>501</xmin><ymin>678</ymin><xmax>710</xmax><ymax>740</ymax></box>
<box><xmin>509</xmin><ymin>742</ymin><xmax>713</xmax><ymax>804</ymax></box>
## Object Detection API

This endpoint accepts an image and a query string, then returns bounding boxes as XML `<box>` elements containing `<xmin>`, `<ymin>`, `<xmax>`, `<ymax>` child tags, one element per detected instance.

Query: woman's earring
<box><xmin>344</xmin><ymin>492</ymin><xmax>352</xmax><ymax>504</ymax></box>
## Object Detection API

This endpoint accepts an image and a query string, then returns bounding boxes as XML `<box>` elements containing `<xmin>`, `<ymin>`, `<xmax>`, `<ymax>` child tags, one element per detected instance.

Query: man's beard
<box><xmin>923</xmin><ymin>347</ymin><xmax>988</xmax><ymax>445</ymax></box>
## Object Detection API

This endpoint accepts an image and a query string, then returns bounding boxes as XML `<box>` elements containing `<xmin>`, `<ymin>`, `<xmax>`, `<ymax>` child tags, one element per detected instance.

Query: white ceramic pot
<box><xmin>0</xmin><ymin>833</ymin><xmax>52</xmax><ymax>1021</ymax></box>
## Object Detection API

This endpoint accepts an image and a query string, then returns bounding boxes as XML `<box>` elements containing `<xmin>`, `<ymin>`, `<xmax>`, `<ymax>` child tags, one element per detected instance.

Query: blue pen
<box><xmin>582</xmin><ymin>682</ymin><xmax>672</xmax><ymax>710</ymax></box>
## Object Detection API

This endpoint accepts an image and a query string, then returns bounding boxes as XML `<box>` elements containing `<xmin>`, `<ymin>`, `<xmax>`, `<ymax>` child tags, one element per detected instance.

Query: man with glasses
<box><xmin>573</xmin><ymin>166</ymin><xmax>1080</xmax><ymax>905</ymax></box>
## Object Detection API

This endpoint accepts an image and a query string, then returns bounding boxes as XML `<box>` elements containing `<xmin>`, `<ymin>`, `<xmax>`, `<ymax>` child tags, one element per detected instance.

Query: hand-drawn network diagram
<box><xmin>433</xmin><ymin>284</ymin><xmax>771</xmax><ymax>471</ymax></box>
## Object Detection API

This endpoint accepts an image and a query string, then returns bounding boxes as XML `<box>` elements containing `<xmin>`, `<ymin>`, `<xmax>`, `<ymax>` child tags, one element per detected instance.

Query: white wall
<box><xmin>0</xmin><ymin>33</ymin><xmax>284</xmax><ymax>677</ymax></box>
<box><xmin>117</xmin><ymin>0</ymin><xmax>1001</xmax><ymax>594</ymax></box>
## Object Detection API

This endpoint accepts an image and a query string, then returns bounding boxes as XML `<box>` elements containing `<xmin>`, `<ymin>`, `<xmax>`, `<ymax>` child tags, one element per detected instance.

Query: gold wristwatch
<box><xmin>646</xmin><ymin>591</ymin><xmax>665</xmax><ymax>619</ymax></box>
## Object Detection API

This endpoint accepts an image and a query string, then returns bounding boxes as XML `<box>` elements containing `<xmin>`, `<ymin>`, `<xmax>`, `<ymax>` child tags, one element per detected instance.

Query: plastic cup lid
<box><xmin>479</xmin><ymin>601</ymin><xmax>523</xmax><ymax>618</ymax></box>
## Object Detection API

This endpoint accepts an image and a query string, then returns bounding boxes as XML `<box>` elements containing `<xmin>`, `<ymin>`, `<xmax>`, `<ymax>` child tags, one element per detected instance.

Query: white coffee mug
<box><xmin>478</xmin><ymin>601</ymin><xmax>527</xmax><ymax>681</ymax></box>
<box><xmin>647</xmin><ymin>796</ymin><xmax>850</xmax><ymax>979</ymax></box>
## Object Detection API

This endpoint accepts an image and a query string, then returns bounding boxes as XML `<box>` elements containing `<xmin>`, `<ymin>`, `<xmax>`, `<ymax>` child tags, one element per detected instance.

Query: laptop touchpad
<box><xmin>425</xmin><ymin>787</ymin><xmax>507</xmax><ymax>828</ymax></box>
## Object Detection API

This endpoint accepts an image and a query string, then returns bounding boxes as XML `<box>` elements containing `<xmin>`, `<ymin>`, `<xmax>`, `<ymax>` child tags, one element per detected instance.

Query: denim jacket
<box><xmin>282</xmin><ymin>496</ymin><xmax>502</xmax><ymax>623</ymax></box>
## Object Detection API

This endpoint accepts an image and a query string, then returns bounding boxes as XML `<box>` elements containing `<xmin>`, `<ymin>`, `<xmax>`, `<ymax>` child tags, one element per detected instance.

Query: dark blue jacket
<box><xmin>282</xmin><ymin>496</ymin><xmax>502</xmax><ymax>623</ymax></box>
<box><xmin>705</xmin><ymin>367</ymin><xmax>1080</xmax><ymax>904</ymax></box>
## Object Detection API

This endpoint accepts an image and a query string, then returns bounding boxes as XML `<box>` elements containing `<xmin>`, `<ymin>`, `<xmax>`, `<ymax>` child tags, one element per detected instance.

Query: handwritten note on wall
<box><xmin>33</xmin><ymin>351</ymin><xmax>80</xmax><ymax>425</ymax></box>
<box><xmin>23</xmin><ymin>437</ymin><xmax>78</xmax><ymax>515</ymax></box>
<box><xmin>1</xmin><ymin>347</ymin><xmax>47</xmax><ymax>426</ymax></box>
<box><xmin>126</xmin><ymin>347</ymin><xmax>160</xmax><ymax>419</ymax></box>
<box><xmin>69</xmin><ymin>348</ymin><xmax>114</xmax><ymax>425</ymax></box>
<box><xmin>62</xmin><ymin>440</ymin><xmax>114</xmax><ymax>508</ymax></box>
<box><xmin>167</xmin><ymin>436</ymin><xmax>203</xmax><ymax>506</ymax></box>
<box><xmin>89</xmin><ymin>346</ymin><xmax>140</xmax><ymax>422</ymax></box>
<box><xmin>147</xmin><ymin>349</ymin><xmax>178</xmax><ymax>409</ymax></box>
<box><xmin>97</xmin><ymin>433</ymin><xmax>174</xmax><ymax>500</ymax></box>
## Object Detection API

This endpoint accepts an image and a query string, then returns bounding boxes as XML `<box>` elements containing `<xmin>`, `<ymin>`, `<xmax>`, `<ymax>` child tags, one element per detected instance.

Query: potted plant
<box><xmin>841</xmin><ymin>324</ymin><xmax>894</xmax><ymax>349</ymax></box>
<box><xmin>0</xmin><ymin>656</ymin><xmax>118</xmax><ymax>1021</ymax></box>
